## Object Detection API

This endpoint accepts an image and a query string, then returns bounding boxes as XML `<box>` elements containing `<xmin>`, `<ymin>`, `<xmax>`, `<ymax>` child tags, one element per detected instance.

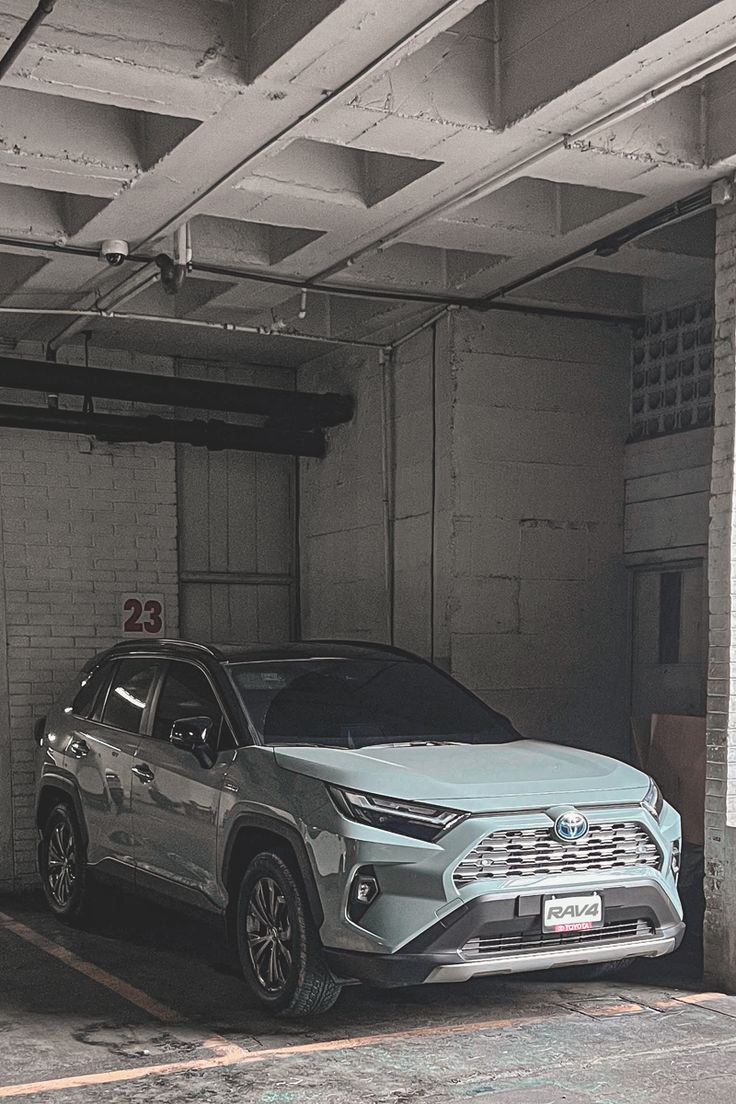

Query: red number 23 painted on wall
<box><xmin>123</xmin><ymin>598</ymin><xmax>164</xmax><ymax>635</ymax></box>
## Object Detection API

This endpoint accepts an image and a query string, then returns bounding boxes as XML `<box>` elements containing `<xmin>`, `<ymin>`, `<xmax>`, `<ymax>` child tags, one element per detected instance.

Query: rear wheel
<box><xmin>39</xmin><ymin>803</ymin><xmax>89</xmax><ymax>924</ymax></box>
<box><xmin>236</xmin><ymin>851</ymin><xmax>342</xmax><ymax>1016</ymax></box>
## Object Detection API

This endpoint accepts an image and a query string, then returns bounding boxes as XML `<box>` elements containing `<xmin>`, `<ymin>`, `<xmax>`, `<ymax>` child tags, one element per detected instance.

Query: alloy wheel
<box><xmin>46</xmin><ymin>818</ymin><xmax>77</xmax><ymax>908</ymax></box>
<box><xmin>245</xmin><ymin>876</ymin><xmax>294</xmax><ymax>993</ymax></box>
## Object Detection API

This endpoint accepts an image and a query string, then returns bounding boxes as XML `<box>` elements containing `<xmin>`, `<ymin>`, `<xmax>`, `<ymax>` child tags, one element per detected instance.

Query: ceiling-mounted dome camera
<box><xmin>100</xmin><ymin>239</ymin><xmax>129</xmax><ymax>267</ymax></box>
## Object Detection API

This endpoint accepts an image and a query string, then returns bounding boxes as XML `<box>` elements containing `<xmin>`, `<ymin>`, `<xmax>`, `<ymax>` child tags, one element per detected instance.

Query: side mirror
<box><xmin>170</xmin><ymin>716</ymin><xmax>214</xmax><ymax>753</ymax></box>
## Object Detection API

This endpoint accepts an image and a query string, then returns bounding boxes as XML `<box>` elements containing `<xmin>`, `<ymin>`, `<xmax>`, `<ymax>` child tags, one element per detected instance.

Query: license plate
<box><xmin>542</xmin><ymin>893</ymin><xmax>603</xmax><ymax>933</ymax></box>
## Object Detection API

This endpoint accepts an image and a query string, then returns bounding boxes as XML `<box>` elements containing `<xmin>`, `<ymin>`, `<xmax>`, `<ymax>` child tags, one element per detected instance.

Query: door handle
<box><xmin>132</xmin><ymin>764</ymin><xmax>155</xmax><ymax>784</ymax></box>
<box><xmin>68</xmin><ymin>738</ymin><xmax>89</xmax><ymax>759</ymax></box>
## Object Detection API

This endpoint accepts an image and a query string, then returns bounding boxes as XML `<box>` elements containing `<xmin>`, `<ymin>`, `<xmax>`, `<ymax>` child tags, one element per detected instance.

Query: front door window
<box><xmin>152</xmin><ymin>662</ymin><xmax>227</xmax><ymax>748</ymax></box>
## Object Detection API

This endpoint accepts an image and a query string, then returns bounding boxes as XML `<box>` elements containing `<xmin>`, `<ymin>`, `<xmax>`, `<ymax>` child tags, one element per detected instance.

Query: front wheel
<box><xmin>39</xmin><ymin>802</ymin><xmax>89</xmax><ymax>924</ymax></box>
<box><xmin>236</xmin><ymin>851</ymin><xmax>342</xmax><ymax>1016</ymax></box>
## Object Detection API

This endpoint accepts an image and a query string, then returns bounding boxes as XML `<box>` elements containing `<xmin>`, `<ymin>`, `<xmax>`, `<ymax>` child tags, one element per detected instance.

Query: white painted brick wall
<box><xmin>0</xmin><ymin>345</ymin><xmax>180</xmax><ymax>889</ymax></box>
<box><xmin>0</xmin><ymin>430</ymin><xmax>179</xmax><ymax>886</ymax></box>
<box><xmin>0</xmin><ymin>346</ymin><xmax>298</xmax><ymax>890</ymax></box>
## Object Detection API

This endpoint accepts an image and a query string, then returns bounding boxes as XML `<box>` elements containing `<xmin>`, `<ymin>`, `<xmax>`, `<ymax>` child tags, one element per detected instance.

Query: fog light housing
<box><xmin>348</xmin><ymin>866</ymin><xmax>380</xmax><ymax>922</ymax></box>
<box><xmin>671</xmin><ymin>840</ymin><xmax>681</xmax><ymax>880</ymax></box>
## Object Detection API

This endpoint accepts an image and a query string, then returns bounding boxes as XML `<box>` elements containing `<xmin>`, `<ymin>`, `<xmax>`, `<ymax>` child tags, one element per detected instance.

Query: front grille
<box><xmin>462</xmin><ymin>918</ymin><xmax>655</xmax><ymax>959</ymax></box>
<box><xmin>454</xmin><ymin>821</ymin><xmax>661</xmax><ymax>886</ymax></box>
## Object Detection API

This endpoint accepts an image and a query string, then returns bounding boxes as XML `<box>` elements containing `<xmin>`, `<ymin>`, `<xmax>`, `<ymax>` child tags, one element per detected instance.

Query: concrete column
<box><xmin>705</xmin><ymin>200</ymin><xmax>736</xmax><ymax>987</ymax></box>
<box><xmin>0</xmin><ymin>490</ymin><xmax>14</xmax><ymax>891</ymax></box>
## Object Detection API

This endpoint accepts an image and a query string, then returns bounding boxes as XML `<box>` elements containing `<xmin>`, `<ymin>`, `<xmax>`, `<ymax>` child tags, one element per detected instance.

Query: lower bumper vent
<box><xmin>461</xmin><ymin>918</ymin><xmax>655</xmax><ymax>960</ymax></box>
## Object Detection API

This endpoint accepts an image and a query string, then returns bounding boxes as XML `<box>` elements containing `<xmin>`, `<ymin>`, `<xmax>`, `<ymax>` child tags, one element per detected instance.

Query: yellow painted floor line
<box><xmin>0</xmin><ymin>1006</ymin><xmax>666</xmax><ymax>1099</ymax></box>
<box><xmin>0</xmin><ymin>912</ymin><xmax>183</xmax><ymax>1024</ymax></box>
<box><xmin>1</xmin><ymin>996</ymin><xmax>732</xmax><ymax>1099</ymax></box>
<box><xmin>0</xmin><ymin>1039</ymin><xmax>246</xmax><ymax>1100</ymax></box>
<box><xmin>0</xmin><ymin>909</ymin><xmax>731</xmax><ymax>1098</ymax></box>
<box><xmin>0</xmin><ymin>1012</ymin><xmax>571</xmax><ymax>1099</ymax></box>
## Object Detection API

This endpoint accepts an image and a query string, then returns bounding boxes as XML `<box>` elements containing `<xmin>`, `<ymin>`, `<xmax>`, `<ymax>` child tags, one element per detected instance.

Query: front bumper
<box><xmin>323</xmin><ymin>879</ymin><xmax>685</xmax><ymax>986</ymax></box>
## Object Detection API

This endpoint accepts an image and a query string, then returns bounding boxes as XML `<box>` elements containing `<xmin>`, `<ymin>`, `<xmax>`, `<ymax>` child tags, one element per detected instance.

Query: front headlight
<box><xmin>329</xmin><ymin>787</ymin><xmax>465</xmax><ymax>841</ymax></box>
<box><xmin>642</xmin><ymin>777</ymin><xmax>664</xmax><ymax>820</ymax></box>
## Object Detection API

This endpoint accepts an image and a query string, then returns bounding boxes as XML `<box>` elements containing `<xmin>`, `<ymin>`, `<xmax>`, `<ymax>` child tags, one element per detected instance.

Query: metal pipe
<box><xmin>390</xmin><ymin>305</ymin><xmax>456</xmax><ymax>352</ymax></box>
<box><xmin>475</xmin><ymin>186</ymin><xmax>714</xmax><ymax>307</ymax></box>
<box><xmin>0</xmin><ymin>169</ymin><xmax>705</xmax><ymax>324</ymax></box>
<box><xmin>478</xmin><ymin>301</ymin><xmax>640</xmax><ymax>324</ymax></box>
<box><xmin>0</xmin><ymin>306</ymin><xmax>388</xmax><ymax>351</ymax></box>
<box><xmin>48</xmin><ymin>264</ymin><xmax>161</xmax><ymax>351</ymax></box>
<box><xmin>0</xmin><ymin>235</ymin><xmax>475</xmax><ymax>308</ymax></box>
<box><xmin>3</xmin><ymin>239</ymin><xmax>636</xmax><ymax>317</ymax></box>
<box><xmin>0</xmin><ymin>357</ymin><xmax>353</xmax><ymax>427</ymax></box>
<box><xmin>4</xmin><ymin>176</ymin><xmax>709</xmax><ymax>348</ymax></box>
<box><xmin>378</xmin><ymin>349</ymin><xmax>395</xmax><ymax>645</ymax></box>
<box><xmin>0</xmin><ymin>300</ymin><xmax>638</xmax><ymax>373</ymax></box>
<box><xmin>0</xmin><ymin>402</ymin><xmax>326</xmax><ymax>457</ymax></box>
<box><xmin>0</xmin><ymin>0</ymin><xmax>56</xmax><ymax>81</ymax></box>
<box><xmin>429</xmin><ymin>322</ymin><xmax>439</xmax><ymax>664</ymax></box>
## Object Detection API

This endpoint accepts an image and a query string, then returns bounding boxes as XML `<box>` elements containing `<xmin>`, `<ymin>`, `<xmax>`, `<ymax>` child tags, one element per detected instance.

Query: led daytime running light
<box><xmin>642</xmin><ymin>777</ymin><xmax>664</xmax><ymax>820</ymax></box>
<box><xmin>330</xmin><ymin>787</ymin><xmax>464</xmax><ymax>840</ymax></box>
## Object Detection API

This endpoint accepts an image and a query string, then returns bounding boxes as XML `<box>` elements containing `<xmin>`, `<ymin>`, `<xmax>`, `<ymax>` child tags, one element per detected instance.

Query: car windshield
<box><xmin>228</xmin><ymin>658</ymin><xmax>520</xmax><ymax>748</ymax></box>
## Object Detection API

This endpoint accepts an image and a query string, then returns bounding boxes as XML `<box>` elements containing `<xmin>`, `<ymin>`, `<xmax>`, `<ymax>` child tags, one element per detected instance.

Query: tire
<box><xmin>39</xmin><ymin>802</ymin><xmax>90</xmax><ymax>925</ymax></box>
<box><xmin>236</xmin><ymin>851</ymin><xmax>342</xmax><ymax>1016</ymax></box>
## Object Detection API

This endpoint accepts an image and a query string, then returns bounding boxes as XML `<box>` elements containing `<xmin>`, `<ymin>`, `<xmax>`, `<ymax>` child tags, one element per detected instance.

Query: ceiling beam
<box><xmin>0</xmin><ymin>0</ymin><xmax>242</xmax><ymax>118</ymax></box>
<box><xmin>307</xmin><ymin>1</ymin><xmax>736</xmax><ymax>282</ymax></box>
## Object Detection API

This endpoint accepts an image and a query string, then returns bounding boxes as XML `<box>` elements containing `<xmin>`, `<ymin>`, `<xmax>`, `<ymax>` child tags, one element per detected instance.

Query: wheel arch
<box><xmin>222</xmin><ymin>814</ymin><xmax>324</xmax><ymax>943</ymax></box>
<box><xmin>36</xmin><ymin>774</ymin><xmax>89</xmax><ymax>848</ymax></box>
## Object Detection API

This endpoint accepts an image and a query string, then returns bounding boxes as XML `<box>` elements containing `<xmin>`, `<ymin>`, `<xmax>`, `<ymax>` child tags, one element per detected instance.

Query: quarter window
<box><xmin>101</xmin><ymin>659</ymin><xmax>159</xmax><ymax>734</ymax></box>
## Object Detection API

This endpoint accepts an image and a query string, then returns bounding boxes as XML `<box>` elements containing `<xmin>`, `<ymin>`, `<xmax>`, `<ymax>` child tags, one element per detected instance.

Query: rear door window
<box><xmin>72</xmin><ymin>662</ymin><xmax>114</xmax><ymax>719</ymax></box>
<box><xmin>101</xmin><ymin>659</ymin><xmax>160</xmax><ymax>735</ymax></box>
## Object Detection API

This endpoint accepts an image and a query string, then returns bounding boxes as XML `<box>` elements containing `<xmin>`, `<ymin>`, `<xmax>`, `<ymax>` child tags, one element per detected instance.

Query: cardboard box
<box><xmin>630</xmin><ymin>714</ymin><xmax>705</xmax><ymax>846</ymax></box>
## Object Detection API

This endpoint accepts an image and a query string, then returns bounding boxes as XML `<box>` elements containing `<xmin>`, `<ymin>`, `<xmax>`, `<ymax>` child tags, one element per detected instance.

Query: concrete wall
<box><xmin>299</xmin><ymin>346</ymin><xmax>391</xmax><ymax>644</ymax></box>
<box><xmin>298</xmin><ymin>318</ymin><xmax>454</xmax><ymax>656</ymax></box>
<box><xmin>0</xmin><ymin>346</ymin><xmax>295</xmax><ymax>890</ymax></box>
<box><xmin>450</xmin><ymin>311</ymin><xmax>630</xmax><ymax>754</ymax></box>
<box><xmin>299</xmin><ymin>309</ymin><xmax>631</xmax><ymax>755</ymax></box>
<box><xmin>704</xmin><ymin>199</ymin><xmax>736</xmax><ymax>986</ymax></box>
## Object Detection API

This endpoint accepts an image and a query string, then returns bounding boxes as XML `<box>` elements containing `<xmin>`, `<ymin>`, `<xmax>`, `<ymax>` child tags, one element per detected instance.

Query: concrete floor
<box><xmin>0</xmin><ymin>890</ymin><xmax>733</xmax><ymax>1104</ymax></box>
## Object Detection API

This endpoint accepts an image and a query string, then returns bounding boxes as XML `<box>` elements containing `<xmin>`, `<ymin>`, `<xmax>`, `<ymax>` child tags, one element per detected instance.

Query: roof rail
<box><xmin>107</xmin><ymin>638</ymin><xmax>225</xmax><ymax>659</ymax></box>
<box><xmin>303</xmin><ymin>638</ymin><xmax>419</xmax><ymax>661</ymax></box>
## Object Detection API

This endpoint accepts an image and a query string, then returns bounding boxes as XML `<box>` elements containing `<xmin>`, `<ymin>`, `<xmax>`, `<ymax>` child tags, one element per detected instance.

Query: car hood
<box><xmin>273</xmin><ymin>740</ymin><xmax>649</xmax><ymax>813</ymax></box>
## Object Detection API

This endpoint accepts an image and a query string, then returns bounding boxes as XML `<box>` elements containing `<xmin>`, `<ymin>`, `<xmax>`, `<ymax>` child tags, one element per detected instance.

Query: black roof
<box><xmin>86</xmin><ymin>638</ymin><xmax>415</xmax><ymax>668</ymax></box>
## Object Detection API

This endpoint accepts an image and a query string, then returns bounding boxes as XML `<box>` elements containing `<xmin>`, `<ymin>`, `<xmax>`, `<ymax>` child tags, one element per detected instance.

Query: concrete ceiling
<box><xmin>0</xmin><ymin>0</ymin><xmax>732</xmax><ymax>364</ymax></box>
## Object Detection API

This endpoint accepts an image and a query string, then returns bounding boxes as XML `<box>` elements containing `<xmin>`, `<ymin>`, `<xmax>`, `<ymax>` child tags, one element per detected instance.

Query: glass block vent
<box><xmin>630</xmin><ymin>300</ymin><xmax>714</xmax><ymax>441</ymax></box>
